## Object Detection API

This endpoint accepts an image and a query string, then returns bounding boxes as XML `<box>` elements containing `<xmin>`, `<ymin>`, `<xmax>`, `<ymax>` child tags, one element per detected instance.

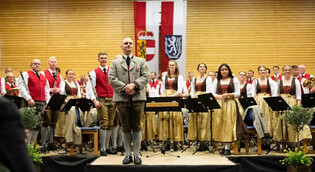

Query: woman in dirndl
<box><xmin>211</xmin><ymin>63</ymin><xmax>240</xmax><ymax>155</ymax></box>
<box><xmin>273</xmin><ymin>65</ymin><xmax>311</xmax><ymax>146</ymax></box>
<box><xmin>187</xmin><ymin>63</ymin><xmax>212</xmax><ymax>151</ymax></box>
<box><xmin>159</xmin><ymin>60</ymin><xmax>184</xmax><ymax>149</ymax></box>
<box><xmin>253</xmin><ymin>66</ymin><xmax>278</xmax><ymax>137</ymax></box>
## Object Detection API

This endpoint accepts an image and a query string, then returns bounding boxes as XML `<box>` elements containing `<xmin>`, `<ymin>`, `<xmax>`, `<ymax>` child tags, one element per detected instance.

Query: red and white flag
<box><xmin>161</xmin><ymin>1</ymin><xmax>187</xmax><ymax>78</ymax></box>
<box><xmin>134</xmin><ymin>1</ymin><xmax>160</xmax><ymax>77</ymax></box>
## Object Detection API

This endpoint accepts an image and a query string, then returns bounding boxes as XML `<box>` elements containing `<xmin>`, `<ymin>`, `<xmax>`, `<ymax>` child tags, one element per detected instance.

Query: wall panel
<box><xmin>0</xmin><ymin>0</ymin><xmax>314</xmax><ymax>79</ymax></box>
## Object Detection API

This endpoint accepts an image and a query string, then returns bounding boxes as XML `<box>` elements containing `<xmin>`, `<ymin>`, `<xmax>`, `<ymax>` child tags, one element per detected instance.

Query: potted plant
<box><xmin>28</xmin><ymin>144</ymin><xmax>42</xmax><ymax>172</ymax></box>
<box><xmin>20</xmin><ymin>107</ymin><xmax>42</xmax><ymax>145</ymax></box>
<box><xmin>280</xmin><ymin>148</ymin><xmax>313</xmax><ymax>172</ymax></box>
<box><xmin>280</xmin><ymin>105</ymin><xmax>314</xmax><ymax>149</ymax></box>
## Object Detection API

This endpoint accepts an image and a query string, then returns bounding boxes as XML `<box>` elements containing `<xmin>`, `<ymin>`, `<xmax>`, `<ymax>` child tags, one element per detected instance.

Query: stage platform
<box><xmin>86</xmin><ymin>151</ymin><xmax>240</xmax><ymax>172</ymax></box>
<box><xmin>41</xmin><ymin>147</ymin><xmax>315</xmax><ymax>172</ymax></box>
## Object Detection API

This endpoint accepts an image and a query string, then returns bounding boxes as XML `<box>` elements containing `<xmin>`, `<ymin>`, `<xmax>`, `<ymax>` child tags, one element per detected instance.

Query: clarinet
<box><xmin>19</xmin><ymin>71</ymin><xmax>30</xmax><ymax>95</ymax></box>
<box><xmin>53</xmin><ymin>74</ymin><xmax>57</xmax><ymax>88</ymax></box>
<box><xmin>88</xmin><ymin>72</ymin><xmax>98</xmax><ymax>101</ymax></box>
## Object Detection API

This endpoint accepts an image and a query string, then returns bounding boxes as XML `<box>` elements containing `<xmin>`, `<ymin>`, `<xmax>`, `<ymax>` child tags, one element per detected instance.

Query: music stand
<box><xmin>145</xmin><ymin>96</ymin><xmax>182</xmax><ymax>158</ymax></box>
<box><xmin>198</xmin><ymin>93</ymin><xmax>221</xmax><ymax>155</ymax></box>
<box><xmin>239</xmin><ymin>97</ymin><xmax>257</xmax><ymax>111</ymax></box>
<box><xmin>302</xmin><ymin>93</ymin><xmax>315</xmax><ymax>108</ymax></box>
<box><xmin>181</xmin><ymin>96</ymin><xmax>208</xmax><ymax>155</ymax></box>
<box><xmin>263</xmin><ymin>96</ymin><xmax>291</xmax><ymax>154</ymax></box>
<box><xmin>4</xmin><ymin>95</ymin><xmax>23</xmax><ymax>109</ymax></box>
<box><xmin>46</xmin><ymin>94</ymin><xmax>67</xmax><ymax>111</ymax></box>
<box><xmin>45</xmin><ymin>94</ymin><xmax>67</xmax><ymax>153</ymax></box>
<box><xmin>239</xmin><ymin>97</ymin><xmax>257</xmax><ymax>126</ymax></box>
<box><xmin>302</xmin><ymin>93</ymin><xmax>315</xmax><ymax>126</ymax></box>
<box><xmin>61</xmin><ymin>98</ymin><xmax>93</xmax><ymax>112</ymax></box>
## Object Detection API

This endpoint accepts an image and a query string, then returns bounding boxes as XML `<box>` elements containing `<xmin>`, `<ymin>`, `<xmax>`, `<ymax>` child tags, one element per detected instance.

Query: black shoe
<box><xmin>41</xmin><ymin>147</ymin><xmax>47</xmax><ymax>154</ymax></box>
<box><xmin>117</xmin><ymin>146</ymin><xmax>125</xmax><ymax>152</ymax></box>
<box><xmin>221</xmin><ymin>148</ymin><xmax>225</xmax><ymax>154</ymax></box>
<box><xmin>262</xmin><ymin>143</ymin><xmax>271</xmax><ymax>151</ymax></box>
<box><xmin>100</xmin><ymin>149</ymin><xmax>107</xmax><ymax>156</ymax></box>
<box><xmin>107</xmin><ymin>148</ymin><xmax>117</xmax><ymax>154</ymax></box>
<box><xmin>141</xmin><ymin>144</ymin><xmax>148</xmax><ymax>151</ymax></box>
<box><xmin>122</xmin><ymin>155</ymin><xmax>133</xmax><ymax>164</ymax></box>
<box><xmin>172</xmin><ymin>144</ymin><xmax>178</xmax><ymax>151</ymax></box>
<box><xmin>134</xmin><ymin>156</ymin><xmax>142</xmax><ymax>165</ymax></box>
<box><xmin>223</xmin><ymin>149</ymin><xmax>231</xmax><ymax>155</ymax></box>
<box><xmin>47</xmin><ymin>143</ymin><xmax>57</xmax><ymax>151</ymax></box>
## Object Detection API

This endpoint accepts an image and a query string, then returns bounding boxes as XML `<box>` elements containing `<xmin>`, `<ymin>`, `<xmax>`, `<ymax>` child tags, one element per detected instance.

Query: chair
<box><xmin>243</xmin><ymin>109</ymin><xmax>262</xmax><ymax>155</ymax></box>
<box><xmin>70</xmin><ymin>126</ymin><xmax>99</xmax><ymax>156</ymax></box>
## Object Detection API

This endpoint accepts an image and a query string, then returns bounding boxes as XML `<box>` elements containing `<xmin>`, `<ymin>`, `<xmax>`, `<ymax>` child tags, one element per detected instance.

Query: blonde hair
<box><xmin>282</xmin><ymin>65</ymin><xmax>292</xmax><ymax>72</ymax></box>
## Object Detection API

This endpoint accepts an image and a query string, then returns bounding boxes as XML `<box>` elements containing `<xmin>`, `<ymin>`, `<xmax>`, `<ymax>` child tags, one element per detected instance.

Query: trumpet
<box><xmin>302</xmin><ymin>78</ymin><xmax>315</xmax><ymax>89</ymax></box>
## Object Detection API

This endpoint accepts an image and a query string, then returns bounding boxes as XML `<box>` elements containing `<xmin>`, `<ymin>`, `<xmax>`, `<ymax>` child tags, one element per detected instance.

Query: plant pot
<box><xmin>33</xmin><ymin>164</ymin><xmax>41</xmax><ymax>172</ymax></box>
<box><xmin>287</xmin><ymin>165</ymin><xmax>311</xmax><ymax>172</ymax></box>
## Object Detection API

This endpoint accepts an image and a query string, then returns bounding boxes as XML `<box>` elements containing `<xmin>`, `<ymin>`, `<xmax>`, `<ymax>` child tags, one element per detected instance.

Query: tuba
<box><xmin>302</xmin><ymin>78</ymin><xmax>315</xmax><ymax>89</ymax></box>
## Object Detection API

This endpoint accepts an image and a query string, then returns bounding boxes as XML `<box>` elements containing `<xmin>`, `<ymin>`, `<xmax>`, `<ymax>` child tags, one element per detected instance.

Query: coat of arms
<box><xmin>164</xmin><ymin>35</ymin><xmax>182</xmax><ymax>60</ymax></box>
<box><xmin>137</xmin><ymin>31</ymin><xmax>155</xmax><ymax>61</ymax></box>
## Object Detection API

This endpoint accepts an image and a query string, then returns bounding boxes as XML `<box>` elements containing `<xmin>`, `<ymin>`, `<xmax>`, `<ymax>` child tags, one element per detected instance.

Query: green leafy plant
<box><xmin>27</xmin><ymin>144</ymin><xmax>42</xmax><ymax>164</ymax></box>
<box><xmin>281</xmin><ymin>105</ymin><xmax>314</xmax><ymax>149</ymax></box>
<box><xmin>20</xmin><ymin>107</ymin><xmax>42</xmax><ymax>130</ymax></box>
<box><xmin>280</xmin><ymin>148</ymin><xmax>313</xmax><ymax>169</ymax></box>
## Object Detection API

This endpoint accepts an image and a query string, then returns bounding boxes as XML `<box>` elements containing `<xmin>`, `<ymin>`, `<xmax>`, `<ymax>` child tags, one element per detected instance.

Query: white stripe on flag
<box><xmin>146</xmin><ymin>1</ymin><xmax>160</xmax><ymax>77</ymax></box>
<box><xmin>146</xmin><ymin>47</ymin><xmax>155</xmax><ymax>55</ymax></box>
<box><xmin>173</xmin><ymin>1</ymin><xmax>187</xmax><ymax>79</ymax></box>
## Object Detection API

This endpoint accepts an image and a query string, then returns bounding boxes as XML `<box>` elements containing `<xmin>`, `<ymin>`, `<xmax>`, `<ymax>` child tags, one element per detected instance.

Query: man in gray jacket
<box><xmin>109</xmin><ymin>37</ymin><xmax>149</xmax><ymax>165</ymax></box>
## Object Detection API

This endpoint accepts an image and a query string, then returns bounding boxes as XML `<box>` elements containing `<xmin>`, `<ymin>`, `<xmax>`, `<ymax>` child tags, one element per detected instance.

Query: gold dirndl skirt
<box><xmin>141</xmin><ymin>112</ymin><xmax>157</xmax><ymax>141</ymax></box>
<box><xmin>55</xmin><ymin>96</ymin><xmax>76</xmax><ymax>138</ymax></box>
<box><xmin>187</xmin><ymin>91</ymin><xmax>211</xmax><ymax>141</ymax></box>
<box><xmin>212</xmin><ymin>97</ymin><xmax>237</xmax><ymax>142</ymax></box>
<box><xmin>55</xmin><ymin>105</ymin><xmax>66</xmax><ymax>137</ymax></box>
<box><xmin>273</xmin><ymin>94</ymin><xmax>312</xmax><ymax>142</ymax></box>
<box><xmin>158</xmin><ymin>89</ymin><xmax>184</xmax><ymax>142</ymax></box>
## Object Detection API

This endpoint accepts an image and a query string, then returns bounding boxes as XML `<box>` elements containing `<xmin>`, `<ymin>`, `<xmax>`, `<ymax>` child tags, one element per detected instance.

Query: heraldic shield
<box><xmin>137</xmin><ymin>31</ymin><xmax>155</xmax><ymax>61</ymax></box>
<box><xmin>164</xmin><ymin>35</ymin><xmax>182</xmax><ymax>60</ymax></box>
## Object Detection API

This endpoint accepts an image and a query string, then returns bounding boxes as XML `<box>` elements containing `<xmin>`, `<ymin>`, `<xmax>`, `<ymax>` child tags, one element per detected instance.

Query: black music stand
<box><xmin>239</xmin><ymin>97</ymin><xmax>257</xmax><ymax>126</ymax></box>
<box><xmin>144</xmin><ymin>97</ymin><xmax>182</xmax><ymax>158</ymax></box>
<box><xmin>302</xmin><ymin>93</ymin><xmax>315</xmax><ymax>108</ymax></box>
<box><xmin>181</xmin><ymin>96</ymin><xmax>208</xmax><ymax>155</ymax></box>
<box><xmin>239</xmin><ymin>97</ymin><xmax>257</xmax><ymax>111</ymax></box>
<box><xmin>45</xmin><ymin>94</ymin><xmax>67</xmax><ymax>153</ymax></box>
<box><xmin>302</xmin><ymin>93</ymin><xmax>315</xmax><ymax>126</ymax></box>
<box><xmin>198</xmin><ymin>93</ymin><xmax>221</xmax><ymax>155</ymax></box>
<box><xmin>61</xmin><ymin>98</ymin><xmax>93</xmax><ymax>112</ymax></box>
<box><xmin>264</xmin><ymin>96</ymin><xmax>291</xmax><ymax>154</ymax></box>
<box><xmin>46</xmin><ymin>94</ymin><xmax>67</xmax><ymax>111</ymax></box>
<box><xmin>60</xmin><ymin>98</ymin><xmax>94</xmax><ymax>153</ymax></box>
<box><xmin>4</xmin><ymin>95</ymin><xmax>23</xmax><ymax>109</ymax></box>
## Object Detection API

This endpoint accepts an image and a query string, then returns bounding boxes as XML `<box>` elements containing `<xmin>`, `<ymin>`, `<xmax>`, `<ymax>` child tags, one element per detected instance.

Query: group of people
<box><xmin>145</xmin><ymin>62</ymin><xmax>314</xmax><ymax>155</ymax></box>
<box><xmin>0</xmin><ymin>37</ymin><xmax>314</xmax><ymax>165</ymax></box>
<box><xmin>0</xmin><ymin>37</ymin><xmax>149</xmax><ymax>165</ymax></box>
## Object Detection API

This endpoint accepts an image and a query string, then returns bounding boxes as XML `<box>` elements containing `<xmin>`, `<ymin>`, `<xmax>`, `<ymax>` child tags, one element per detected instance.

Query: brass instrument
<box><xmin>53</xmin><ymin>74</ymin><xmax>57</xmax><ymax>88</ymax></box>
<box><xmin>80</xmin><ymin>85</ymin><xmax>86</xmax><ymax>98</ymax></box>
<box><xmin>302</xmin><ymin>78</ymin><xmax>315</xmax><ymax>89</ymax></box>
<box><xmin>6</xmin><ymin>87</ymin><xmax>19</xmax><ymax>96</ymax></box>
